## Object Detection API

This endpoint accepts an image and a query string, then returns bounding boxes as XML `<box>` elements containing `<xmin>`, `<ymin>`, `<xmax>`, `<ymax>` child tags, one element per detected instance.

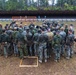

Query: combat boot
<box><xmin>44</xmin><ymin>59</ymin><xmax>47</xmax><ymax>63</ymax></box>
<box><xmin>66</xmin><ymin>57</ymin><xmax>70</xmax><ymax>60</ymax></box>
<box><xmin>39</xmin><ymin>60</ymin><xmax>42</xmax><ymax>63</ymax></box>
<box><xmin>5</xmin><ymin>55</ymin><xmax>8</xmax><ymax>58</ymax></box>
<box><xmin>54</xmin><ymin>60</ymin><xmax>58</xmax><ymax>62</ymax></box>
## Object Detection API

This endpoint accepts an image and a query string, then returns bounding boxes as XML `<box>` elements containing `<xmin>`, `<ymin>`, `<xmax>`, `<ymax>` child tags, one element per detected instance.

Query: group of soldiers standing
<box><xmin>0</xmin><ymin>21</ymin><xmax>75</xmax><ymax>63</ymax></box>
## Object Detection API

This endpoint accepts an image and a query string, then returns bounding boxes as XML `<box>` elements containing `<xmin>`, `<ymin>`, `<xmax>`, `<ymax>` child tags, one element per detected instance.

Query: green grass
<box><xmin>0</xmin><ymin>20</ymin><xmax>76</xmax><ymax>28</ymax></box>
<box><xmin>0</xmin><ymin>21</ymin><xmax>11</xmax><ymax>28</ymax></box>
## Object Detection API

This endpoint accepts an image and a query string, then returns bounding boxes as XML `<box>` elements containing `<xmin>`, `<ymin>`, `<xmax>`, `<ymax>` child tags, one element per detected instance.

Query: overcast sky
<box><xmin>34</xmin><ymin>0</ymin><xmax>57</xmax><ymax>5</ymax></box>
<box><xmin>5</xmin><ymin>0</ymin><xmax>57</xmax><ymax>5</ymax></box>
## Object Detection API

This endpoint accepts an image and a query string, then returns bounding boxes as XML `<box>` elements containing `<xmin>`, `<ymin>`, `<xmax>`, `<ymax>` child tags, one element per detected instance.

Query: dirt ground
<box><xmin>0</xmin><ymin>21</ymin><xmax>76</xmax><ymax>75</ymax></box>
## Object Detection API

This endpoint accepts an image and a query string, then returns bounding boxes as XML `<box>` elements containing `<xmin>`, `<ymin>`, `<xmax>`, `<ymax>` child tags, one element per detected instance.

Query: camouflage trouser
<box><xmin>8</xmin><ymin>43</ymin><xmax>14</xmax><ymax>55</ymax></box>
<box><xmin>54</xmin><ymin>45</ymin><xmax>61</xmax><ymax>60</ymax></box>
<box><xmin>17</xmin><ymin>42</ymin><xmax>27</xmax><ymax>58</ymax></box>
<box><xmin>3</xmin><ymin>43</ymin><xmax>9</xmax><ymax>57</ymax></box>
<box><xmin>65</xmin><ymin>45</ymin><xmax>74</xmax><ymax>58</ymax></box>
<box><xmin>61</xmin><ymin>44</ymin><xmax>65</xmax><ymax>55</ymax></box>
<box><xmin>38</xmin><ymin>43</ymin><xmax>47</xmax><ymax>61</ymax></box>
<box><xmin>47</xmin><ymin>42</ymin><xmax>52</xmax><ymax>58</ymax></box>
<box><xmin>13</xmin><ymin>43</ymin><xmax>18</xmax><ymax>55</ymax></box>
<box><xmin>34</xmin><ymin>42</ymin><xmax>39</xmax><ymax>56</ymax></box>
<box><xmin>0</xmin><ymin>43</ymin><xmax>2</xmax><ymax>54</ymax></box>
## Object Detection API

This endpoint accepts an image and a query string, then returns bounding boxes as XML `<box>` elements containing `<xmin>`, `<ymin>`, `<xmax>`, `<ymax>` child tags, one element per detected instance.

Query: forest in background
<box><xmin>0</xmin><ymin>0</ymin><xmax>76</xmax><ymax>11</ymax></box>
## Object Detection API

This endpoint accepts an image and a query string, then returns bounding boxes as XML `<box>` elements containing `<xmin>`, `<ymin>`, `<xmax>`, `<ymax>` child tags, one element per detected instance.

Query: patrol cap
<box><xmin>65</xmin><ymin>24</ymin><xmax>68</xmax><ymax>26</ymax></box>
<box><xmin>60</xmin><ymin>27</ymin><xmax>64</xmax><ymax>30</ymax></box>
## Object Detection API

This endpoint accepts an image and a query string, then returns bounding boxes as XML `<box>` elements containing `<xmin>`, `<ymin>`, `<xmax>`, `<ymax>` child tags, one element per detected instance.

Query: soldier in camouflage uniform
<box><xmin>12</xmin><ymin>27</ymin><xmax>18</xmax><ymax>56</ymax></box>
<box><xmin>65</xmin><ymin>29</ymin><xmax>74</xmax><ymax>59</ymax></box>
<box><xmin>38</xmin><ymin>28</ymin><xmax>48</xmax><ymax>63</ymax></box>
<box><xmin>1</xmin><ymin>30</ymin><xmax>9</xmax><ymax>58</ymax></box>
<box><xmin>53</xmin><ymin>31</ymin><xmax>61</xmax><ymax>62</ymax></box>
<box><xmin>69</xmin><ymin>24</ymin><xmax>74</xmax><ymax>34</ymax></box>
<box><xmin>59</xmin><ymin>27</ymin><xmax>66</xmax><ymax>56</ymax></box>
<box><xmin>0</xmin><ymin>25</ymin><xmax>2</xmax><ymax>55</ymax></box>
<box><xmin>29</xmin><ymin>25</ymin><xmax>37</xmax><ymax>56</ymax></box>
<box><xmin>25</xmin><ymin>27</ymin><xmax>33</xmax><ymax>56</ymax></box>
<box><xmin>6</xmin><ymin>28</ymin><xmax>14</xmax><ymax>56</ymax></box>
<box><xmin>33</xmin><ymin>29</ymin><xmax>41</xmax><ymax>56</ymax></box>
<box><xmin>16</xmin><ymin>28</ymin><xmax>27</xmax><ymax>59</ymax></box>
<box><xmin>46</xmin><ymin>31</ymin><xmax>54</xmax><ymax>58</ymax></box>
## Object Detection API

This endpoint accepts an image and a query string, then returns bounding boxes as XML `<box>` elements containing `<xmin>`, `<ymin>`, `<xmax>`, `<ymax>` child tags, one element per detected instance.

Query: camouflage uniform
<box><xmin>16</xmin><ymin>29</ymin><xmax>27</xmax><ymax>58</ymax></box>
<box><xmin>53</xmin><ymin>31</ymin><xmax>61</xmax><ymax>62</ymax></box>
<box><xmin>38</xmin><ymin>32</ymin><xmax>48</xmax><ymax>63</ymax></box>
<box><xmin>1</xmin><ymin>30</ymin><xmax>9</xmax><ymax>58</ymax></box>
<box><xmin>12</xmin><ymin>29</ymin><xmax>18</xmax><ymax>56</ymax></box>
<box><xmin>46</xmin><ymin>32</ymin><xmax>54</xmax><ymax>58</ymax></box>
<box><xmin>65</xmin><ymin>30</ymin><xmax>74</xmax><ymax>59</ymax></box>
<box><xmin>59</xmin><ymin>28</ymin><xmax>66</xmax><ymax>56</ymax></box>
<box><xmin>0</xmin><ymin>27</ymin><xmax>2</xmax><ymax>55</ymax></box>
<box><xmin>33</xmin><ymin>32</ymin><xmax>39</xmax><ymax>56</ymax></box>
<box><xmin>26</xmin><ymin>32</ymin><xmax>33</xmax><ymax>56</ymax></box>
<box><xmin>6</xmin><ymin>30</ymin><xmax>14</xmax><ymax>56</ymax></box>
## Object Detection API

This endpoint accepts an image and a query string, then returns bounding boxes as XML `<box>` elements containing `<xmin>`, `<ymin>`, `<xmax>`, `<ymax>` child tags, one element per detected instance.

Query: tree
<box><xmin>52</xmin><ymin>0</ymin><xmax>55</xmax><ymax>7</ymax></box>
<box><xmin>45</xmin><ymin>0</ymin><xmax>49</xmax><ymax>7</ymax></box>
<box><xmin>17</xmin><ymin>0</ymin><xmax>24</xmax><ymax>10</ymax></box>
<box><xmin>0</xmin><ymin>0</ymin><xmax>3</xmax><ymax>10</ymax></box>
<box><xmin>37</xmin><ymin>0</ymin><xmax>40</xmax><ymax>7</ymax></box>
<box><xmin>5</xmin><ymin>0</ymin><xmax>18</xmax><ymax>11</ymax></box>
